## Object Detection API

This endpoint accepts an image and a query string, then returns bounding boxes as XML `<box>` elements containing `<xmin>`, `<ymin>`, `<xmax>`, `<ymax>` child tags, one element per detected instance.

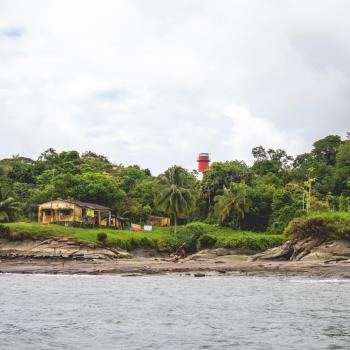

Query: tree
<box><xmin>0</xmin><ymin>188</ymin><xmax>21</xmax><ymax>222</ymax></box>
<box><xmin>157</xmin><ymin>166</ymin><xmax>195</xmax><ymax>235</ymax></box>
<box><xmin>338</xmin><ymin>194</ymin><xmax>349</xmax><ymax>212</ymax></box>
<box><xmin>335</xmin><ymin>140</ymin><xmax>350</xmax><ymax>194</ymax></box>
<box><xmin>80</xmin><ymin>151</ymin><xmax>112</xmax><ymax>173</ymax></box>
<box><xmin>73</xmin><ymin>172</ymin><xmax>121</xmax><ymax>208</ymax></box>
<box><xmin>243</xmin><ymin>183</ymin><xmax>275</xmax><ymax>232</ymax></box>
<box><xmin>268</xmin><ymin>187</ymin><xmax>303</xmax><ymax>233</ymax></box>
<box><xmin>312</xmin><ymin>135</ymin><xmax>342</xmax><ymax>165</ymax></box>
<box><xmin>252</xmin><ymin>147</ymin><xmax>293</xmax><ymax>181</ymax></box>
<box><xmin>252</xmin><ymin>146</ymin><xmax>267</xmax><ymax>161</ymax></box>
<box><xmin>38</xmin><ymin>148</ymin><xmax>58</xmax><ymax>162</ymax></box>
<box><xmin>293</xmin><ymin>153</ymin><xmax>311</xmax><ymax>169</ymax></box>
<box><xmin>199</xmin><ymin>161</ymin><xmax>252</xmax><ymax>219</ymax></box>
<box><xmin>214</xmin><ymin>181</ymin><xmax>251</xmax><ymax>228</ymax></box>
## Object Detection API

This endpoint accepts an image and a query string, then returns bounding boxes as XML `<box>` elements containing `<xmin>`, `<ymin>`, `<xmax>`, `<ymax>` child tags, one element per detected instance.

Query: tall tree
<box><xmin>0</xmin><ymin>188</ymin><xmax>21</xmax><ymax>222</ymax></box>
<box><xmin>157</xmin><ymin>166</ymin><xmax>195</xmax><ymax>235</ymax></box>
<box><xmin>214</xmin><ymin>181</ymin><xmax>251</xmax><ymax>228</ymax></box>
<box><xmin>312</xmin><ymin>135</ymin><xmax>342</xmax><ymax>165</ymax></box>
<box><xmin>336</xmin><ymin>140</ymin><xmax>350</xmax><ymax>194</ymax></box>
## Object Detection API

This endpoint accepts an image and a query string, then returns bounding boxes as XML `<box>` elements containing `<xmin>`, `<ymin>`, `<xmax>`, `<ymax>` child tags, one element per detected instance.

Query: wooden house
<box><xmin>38</xmin><ymin>199</ymin><xmax>125</xmax><ymax>228</ymax></box>
<box><xmin>146</xmin><ymin>215</ymin><xmax>171</xmax><ymax>227</ymax></box>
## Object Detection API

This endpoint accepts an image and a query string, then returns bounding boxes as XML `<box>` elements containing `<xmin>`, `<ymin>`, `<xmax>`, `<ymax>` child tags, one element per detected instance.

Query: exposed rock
<box><xmin>194</xmin><ymin>272</ymin><xmax>206</xmax><ymax>277</ymax></box>
<box><xmin>252</xmin><ymin>238</ymin><xmax>350</xmax><ymax>262</ymax></box>
<box><xmin>214</xmin><ymin>248</ymin><xmax>233</xmax><ymax>256</ymax></box>
<box><xmin>0</xmin><ymin>238</ymin><xmax>132</xmax><ymax>260</ymax></box>
<box><xmin>187</xmin><ymin>249</ymin><xmax>215</xmax><ymax>260</ymax></box>
<box><xmin>187</xmin><ymin>249</ymin><xmax>252</xmax><ymax>262</ymax></box>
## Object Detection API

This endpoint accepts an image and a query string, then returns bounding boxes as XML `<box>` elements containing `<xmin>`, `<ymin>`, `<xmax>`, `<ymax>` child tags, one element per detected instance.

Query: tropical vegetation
<box><xmin>0</xmin><ymin>132</ymin><xmax>349</xmax><ymax>242</ymax></box>
<box><xmin>1</xmin><ymin>222</ymin><xmax>283</xmax><ymax>253</ymax></box>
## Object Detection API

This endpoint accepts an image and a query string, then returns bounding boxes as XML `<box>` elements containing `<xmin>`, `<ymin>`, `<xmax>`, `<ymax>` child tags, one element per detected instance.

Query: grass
<box><xmin>3</xmin><ymin>221</ymin><xmax>285</xmax><ymax>253</ymax></box>
<box><xmin>4</xmin><ymin>222</ymin><xmax>171</xmax><ymax>251</ymax></box>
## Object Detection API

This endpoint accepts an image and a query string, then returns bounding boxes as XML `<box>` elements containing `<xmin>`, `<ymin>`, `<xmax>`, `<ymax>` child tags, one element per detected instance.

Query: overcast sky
<box><xmin>0</xmin><ymin>0</ymin><xmax>349</xmax><ymax>174</ymax></box>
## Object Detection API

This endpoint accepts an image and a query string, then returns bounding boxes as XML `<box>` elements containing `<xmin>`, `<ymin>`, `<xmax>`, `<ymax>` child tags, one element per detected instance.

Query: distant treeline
<box><xmin>0</xmin><ymin>133</ymin><xmax>349</xmax><ymax>233</ymax></box>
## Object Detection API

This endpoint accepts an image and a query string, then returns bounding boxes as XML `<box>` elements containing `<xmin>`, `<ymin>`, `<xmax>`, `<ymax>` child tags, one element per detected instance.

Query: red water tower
<box><xmin>197</xmin><ymin>153</ymin><xmax>210</xmax><ymax>173</ymax></box>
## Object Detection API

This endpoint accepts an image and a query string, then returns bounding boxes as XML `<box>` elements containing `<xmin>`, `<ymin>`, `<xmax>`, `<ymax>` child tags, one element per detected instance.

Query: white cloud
<box><xmin>223</xmin><ymin>104</ymin><xmax>301</xmax><ymax>163</ymax></box>
<box><xmin>0</xmin><ymin>0</ymin><xmax>349</xmax><ymax>174</ymax></box>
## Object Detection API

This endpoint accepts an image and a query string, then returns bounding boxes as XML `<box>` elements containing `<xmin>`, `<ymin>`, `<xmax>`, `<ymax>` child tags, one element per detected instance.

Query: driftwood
<box><xmin>169</xmin><ymin>243</ymin><xmax>187</xmax><ymax>262</ymax></box>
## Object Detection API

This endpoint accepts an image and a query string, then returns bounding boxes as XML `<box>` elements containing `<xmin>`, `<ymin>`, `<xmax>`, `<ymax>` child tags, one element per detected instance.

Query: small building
<box><xmin>38</xmin><ymin>199</ymin><xmax>125</xmax><ymax>228</ymax></box>
<box><xmin>100</xmin><ymin>215</ymin><xmax>128</xmax><ymax>230</ymax></box>
<box><xmin>146</xmin><ymin>215</ymin><xmax>171</xmax><ymax>227</ymax></box>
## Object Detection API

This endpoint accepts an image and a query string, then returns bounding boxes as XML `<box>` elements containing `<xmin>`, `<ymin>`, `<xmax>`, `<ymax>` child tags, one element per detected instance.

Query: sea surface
<box><xmin>0</xmin><ymin>274</ymin><xmax>349</xmax><ymax>349</ymax></box>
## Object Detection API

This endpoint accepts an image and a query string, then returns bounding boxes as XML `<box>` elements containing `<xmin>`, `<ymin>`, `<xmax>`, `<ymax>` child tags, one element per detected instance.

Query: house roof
<box><xmin>147</xmin><ymin>215</ymin><xmax>170</xmax><ymax>220</ymax></box>
<box><xmin>40</xmin><ymin>199</ymin><xmax>111</xmax><ymax>211</ymax></box>
<box><xmin>68</xmin><ymin>200</ymin><xmax>111</xmax><ymax>211</ymax></box>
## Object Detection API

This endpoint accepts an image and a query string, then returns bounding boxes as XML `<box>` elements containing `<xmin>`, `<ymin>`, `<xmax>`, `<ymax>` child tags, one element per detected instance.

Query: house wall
<box><xmin>38</xmin><ymin>200</ymin><xmax>111</xmax><ymax>226</ymax></box>
<box><xmin>100</xmin><ymin>217</ymin><xmax>124</xmax><ymax>229</ymax></box>
<box><xmin>146</xmin><ymin>215</ymin><xmax>170</xmax><ymax>227</ymax></box>
<box><xmin>74</xmin><ymin>206</ymin><xmax>83</xmax><ymax>222</ymax></box>
<box><xmin>38</xmin><ymin>200</ymin><xmax>81</xmax><ymax>224</ymax></box>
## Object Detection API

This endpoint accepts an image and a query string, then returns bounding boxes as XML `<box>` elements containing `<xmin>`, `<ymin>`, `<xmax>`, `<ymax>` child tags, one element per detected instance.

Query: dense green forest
<box><xmin>0</xmin><ymin>133</ymin><xmax>349</xmax><ymax>234</ymax></box>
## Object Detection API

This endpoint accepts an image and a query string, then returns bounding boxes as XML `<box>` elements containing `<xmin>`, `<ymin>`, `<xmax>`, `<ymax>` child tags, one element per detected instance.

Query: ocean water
<box><xmin>0</xmin><ymin>274</ymin><xmax>349</xmax><ymax>350</ymax></box>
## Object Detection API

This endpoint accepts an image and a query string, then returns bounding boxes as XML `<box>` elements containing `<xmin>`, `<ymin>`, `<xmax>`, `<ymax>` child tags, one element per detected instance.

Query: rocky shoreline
<box><xmin>1</xmin><ymin>256</ymin><xmax>350</xmax><ymax>278</ymax></box>
<box><xmin>1</xmin><ymin>238</ymin><xmax>350</xmax><ymax>278</ymax></box>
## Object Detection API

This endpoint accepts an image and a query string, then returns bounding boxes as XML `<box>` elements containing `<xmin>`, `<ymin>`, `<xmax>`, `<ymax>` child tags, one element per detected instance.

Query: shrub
<box><xmin>97</xmin><ymin>232</ymin><xmax>107</xmax><ymax>243</ymax></box>
<box><xmin>139</xmin><ymin>237</ymin><xmax>156</xmax><ymax>249</ymax></box>
<box><xmin>158</xmin><ymin>235</ymin><xmax>179</xmax><ymax>253</ymax></box>
<box><xmin>0</xmin><ymin>224</ymin><xmax>10</xmax><ymax>238</ymax></box>
<box><xmin>0</xmin><ymin>225</ymin><xmax>31</xmax><ymax>241</ymax></box>
<box><xmin>129</xmin><ymin>237</ymin><xmax>139</xmax><ymax>250</ymax></box>
<box><xmin>285</xmin><ymin>217</ymin><xmax>336</xmax><ymax>240</ymax></box>
<box><xmin>176</xmin><ymin>222</ymin><xmax>208</xmax><ymax>253</ymax></box>
<box><xmin>197</xmin><ymin>234</ymin><xmax>217</xmax><ymax>250</ymax></box>
<box><xmin>213</xmin><ymin>233</ymin><xmax>284</xmax><ymax>251</ymax></box>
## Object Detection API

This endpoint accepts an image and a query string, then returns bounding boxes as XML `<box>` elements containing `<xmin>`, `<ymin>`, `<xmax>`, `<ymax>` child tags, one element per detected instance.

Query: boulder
<box><xmin>252</xmin><ymin>238</ymin><xmax>350</xmax><ymax>262</ymax></box>
<box><xmin>214</xmin><ymin>248</ymin><xmax>232</xmax><ymax>256</ymax></box>
<box><xmin>194</xmin><ymin>272</ymin><xmax>206</xmax><ymax>277</ymax></box>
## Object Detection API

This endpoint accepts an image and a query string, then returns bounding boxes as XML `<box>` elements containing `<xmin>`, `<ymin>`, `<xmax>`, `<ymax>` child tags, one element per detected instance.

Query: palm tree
<box><xmin>0</xmin><ymin>189</ymin><xmax>21</xmax><ymax>222</ymax></box>
<box><xmin>157</xmin><ymin>166</ymin><xmax>195</xmax><ymax>235</ymax></box>
<box><xmin>214</xmin><ymin>181</ymin><xmax>251</xmax><ymax>228</ymax></box>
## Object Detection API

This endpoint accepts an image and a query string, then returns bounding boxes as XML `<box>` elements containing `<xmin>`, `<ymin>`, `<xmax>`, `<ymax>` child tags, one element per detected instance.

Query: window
<box><xmin>60</xmin><ymin>209</ymin><xmax>72</xmax><ymax>216</ymax></box>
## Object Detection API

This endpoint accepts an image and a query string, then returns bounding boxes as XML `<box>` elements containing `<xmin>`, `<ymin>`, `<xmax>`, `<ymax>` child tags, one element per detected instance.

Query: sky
<box><xmin>0</xmin><ymin>0</ymin><xmax>349</xmax><ymax>174</ymax></box>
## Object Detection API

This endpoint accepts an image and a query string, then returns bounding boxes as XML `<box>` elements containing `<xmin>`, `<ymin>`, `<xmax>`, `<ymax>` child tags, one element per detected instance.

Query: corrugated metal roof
<box><xmin>68</xmin><ymin>200</ymin><xmax>111</xmax><ymax>211</ymax></box>
<box><xmin>40</xmin><ymin>199</ymin><xmax>111</xmax><ymax>211</ymax></box>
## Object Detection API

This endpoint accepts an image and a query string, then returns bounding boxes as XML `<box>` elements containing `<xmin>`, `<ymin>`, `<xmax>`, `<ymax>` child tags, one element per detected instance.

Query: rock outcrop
<box><xmin>0</xmin><ymin>238</ymin><xmax>132</xmax><ymax>260</ymax></box>
<box><xmin>252</xmin><ymin>237</ymin><xmax>350</xmax><ymax>262</ymax></box>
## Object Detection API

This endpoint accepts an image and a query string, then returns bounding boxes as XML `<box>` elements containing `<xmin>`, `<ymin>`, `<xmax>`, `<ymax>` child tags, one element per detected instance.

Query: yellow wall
<box><xmin>146</xmin><ymin>216</ymin><xmax>170</xmax><ymax>227</ymax></box>
<box><xmin>38</xmin><ymin>200</ymin><xmax>81</xmax><ymax>224</ymax></box>
<box><xmin>38</xmin><ymin>200</ymin><xmax>111</xmax><ymax>226</ymax></box>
